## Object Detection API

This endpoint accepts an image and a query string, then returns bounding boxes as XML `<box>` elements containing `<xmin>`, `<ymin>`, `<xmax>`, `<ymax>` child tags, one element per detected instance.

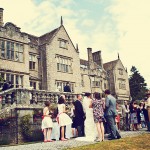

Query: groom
<box><xmin>74</xmin><ymin>94</ymin><xmax>85</xmax><ymax>137</ymax></box>
<box><xmin>104</xmin><ymin>89</ymin><xmax>121</xmax><ymax>140</ymax></box>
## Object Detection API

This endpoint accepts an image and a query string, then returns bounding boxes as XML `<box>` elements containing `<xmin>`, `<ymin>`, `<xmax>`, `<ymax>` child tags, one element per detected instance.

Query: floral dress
<box><xmin>92</xmin><ymin>99</ymin><xmax>105</xmax><ymax>123</ymax></box>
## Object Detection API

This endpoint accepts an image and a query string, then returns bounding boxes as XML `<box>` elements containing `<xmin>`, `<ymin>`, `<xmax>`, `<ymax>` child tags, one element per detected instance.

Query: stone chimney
<box><xmin>0</xmin><ymin>8</ymin><xmax>4</xmax><ymax>26</ymax></box>
<box><xmin>92</xmin><ymin>51</ymin><xmax>103</xmax><ymax>68</ymax></box>
<box><xmin>87</xmin><ymin>47</ymin><xmax>94</xmax><ymax>70</ymax></box>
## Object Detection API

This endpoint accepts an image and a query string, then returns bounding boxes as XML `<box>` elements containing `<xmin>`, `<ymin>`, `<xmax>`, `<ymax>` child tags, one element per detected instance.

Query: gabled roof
<box><xmin>28</xmin><ymin>34</ymin><xmax>39</xmax><ymax>45</ymax></box>
<box><xmin>103</xmin><ymin>59</ymin><xmax>119</xmax><ymax>70</ymax></box>
<box><xmin>39</xmin><ymin>27</ymin><xmax>60</xmax><ymax>45</ymax></box>
<box><xmin>26</xmin><ymin>27</ymin><xmax>60</xmax><ymax>46</ymax></box>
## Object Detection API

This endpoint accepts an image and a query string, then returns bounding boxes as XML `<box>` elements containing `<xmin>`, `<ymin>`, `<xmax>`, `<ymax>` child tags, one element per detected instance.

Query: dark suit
<box><xmin>64</xmin><ymin>85</ymin><xmax>71</xmax><ymax>92</ymax></box>
<box><xmin>2</xmin><ymin>82</ymin><xmax>9</xmax><ymax>91</ymax></box>
<box><xmin>74</xmin><ymin>100</ymin><xmax>85</xmax><ymax>137</ymax></box>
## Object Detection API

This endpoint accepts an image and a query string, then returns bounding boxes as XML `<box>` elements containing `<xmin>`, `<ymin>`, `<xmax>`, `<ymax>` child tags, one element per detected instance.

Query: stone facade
<box><xmin>0</xmin><ymin>8</ymin><xmax>130</xmax><ymax>98</ymax></box>
<box><xmin>103</xmin><ymin>56</ymin><xmax>130</xmax><ymax>102</ymax></box>
<box><xmin>80</xmin><ymin>48</ymin><xmax>108</xmax><ymax>94</ymax></box>
<box><xmin>0</xmin><ymin>9</ymin><xmax>82</xmax><ymax>93</ymax></box>
<box><xmin>0</xmin><ymin>22</ymin><xmax>30</xmax><ymax>88</ymax></box>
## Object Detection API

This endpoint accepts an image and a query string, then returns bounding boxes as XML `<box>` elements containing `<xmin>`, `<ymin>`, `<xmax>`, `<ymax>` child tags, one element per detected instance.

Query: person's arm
<box><xmin>103</xmin><ymin>100</ymin><xmax>105</xmax><ymax>109</ymax></box>
<box><xmin>63</xmin><ymin>104</ymin><xmax>67</xmax><ymax>113</ymax></box>
<box><xmin>43</xmin><ymin>107</ymin><xmax>51</xmax><ymax>117</ymax></box>
<box><xmin>105</xmin><ymin>97</ymin><xmax>109</xmax><ymax>108</ymax></box>
<box><xmin>76</xmin><ymin>101</ymin><xmax>84</xmax><ymax>117</ymax></box>
<box><xmin>125</xmin><ymin>105</ymin><xmax>130</xmax><ymax>113</ymax></box>
<box><xmin>89</xmin><ymin>99</ymin><xmax>92</xmax><ymax>108</ymax></box>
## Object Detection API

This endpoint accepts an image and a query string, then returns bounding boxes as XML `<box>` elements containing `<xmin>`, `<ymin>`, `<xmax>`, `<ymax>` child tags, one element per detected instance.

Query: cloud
<box><xmin>106</xmin><ymin>0</ymin><xmax>150</xmax><ymax>87</ymax></box>
<box><xmin>81</xmin><ymin>19</ymin><xmax>94</xmax><ymax>27</ymax></box>
<box><xmin>1</xmin><ymin>0</ymin><xmax>150</xmax><ymax>87</ymax></box>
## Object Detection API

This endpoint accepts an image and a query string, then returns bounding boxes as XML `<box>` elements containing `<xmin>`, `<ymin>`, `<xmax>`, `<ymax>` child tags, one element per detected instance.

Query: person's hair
<box><xmin>84</xmin><ymin>92</ymin><xmax>91</xmax><ymax>97</ymax></box>
<box><xmin>77</xmin><ymin>94</ymin><xmax>81</xmax><ymax>98</ymax></box>
<box><xmin>45</xmin><ymin>101</ymin><xmax>50</xmax><ymax>107</ymax></box>
<box><xmin>139</xmin><ymin>102</ymin><xmax>143</xmax><ymax>107</ymax></box>
<box><xmin>66</xmin><ymin>82</ymin><xmax>69</xmax><ymax>85</ymax></box>
<box><xmin>102</xmin><ymin>93</ymin><xmax>105</xmax><ymax>98</ymax></box>
<box><xmin>104</xmin><ymin>89</ymin><xmax>110</xmax><ymax>95</ymax></box>
<box><xmin>58</xmin><ymin>96</ymin><xmax>65</xmax><ymax>104</ymax></box>
<box><xmin>94</xmin><ymin>92</ymin><xmax>101</xmax><ymax>100</ymax></box>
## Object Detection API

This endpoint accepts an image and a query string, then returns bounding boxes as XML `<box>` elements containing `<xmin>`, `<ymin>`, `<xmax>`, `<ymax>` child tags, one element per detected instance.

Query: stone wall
<box><xmin>45</xmin><ymin>26</ymin><xmax>82</xmax><ymax>93</ymax></box>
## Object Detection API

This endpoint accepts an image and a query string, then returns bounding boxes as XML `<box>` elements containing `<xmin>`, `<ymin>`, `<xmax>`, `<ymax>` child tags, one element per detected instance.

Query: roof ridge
<box><xmin>39</xmin><ymin>27</ymin><xmax>60</xmax><ymax>38</ymax></box>
<box><xmin>104</xmin><ymin>59</ymin><xmax>118</xmax><ymax>64</ymax></box>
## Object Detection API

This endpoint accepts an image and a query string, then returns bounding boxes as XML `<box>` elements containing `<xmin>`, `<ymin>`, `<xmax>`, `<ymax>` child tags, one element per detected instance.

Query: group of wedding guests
<box><xmin>121</xmin><ymin>100</ymin><xmax>149</xmax><ymax>131</ymax></box>
<box><xmin>41</xmin><ymin>89</ymin><xmax>121</xmax><ymax>142</ymax></box>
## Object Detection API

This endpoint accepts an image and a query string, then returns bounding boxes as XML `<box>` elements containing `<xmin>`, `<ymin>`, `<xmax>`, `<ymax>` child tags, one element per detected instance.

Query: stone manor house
<box><xmin>0</xmin><ymin>8</ymin><xmax>130</xmax><ymax>101</ymax></box>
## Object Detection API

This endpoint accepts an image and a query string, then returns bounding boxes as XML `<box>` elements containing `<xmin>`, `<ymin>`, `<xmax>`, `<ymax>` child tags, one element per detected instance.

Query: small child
<box><xmin>115</xmin><ymin>103</ymin><xmax>121</xmax><ymax>130</ymax></box>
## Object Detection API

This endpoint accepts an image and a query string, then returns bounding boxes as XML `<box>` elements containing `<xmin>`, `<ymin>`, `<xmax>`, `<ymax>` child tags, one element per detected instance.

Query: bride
<box><xmin>75</xmin><ymin>93</ymin><xmax>97</xmax><ymax>141</ymax></box>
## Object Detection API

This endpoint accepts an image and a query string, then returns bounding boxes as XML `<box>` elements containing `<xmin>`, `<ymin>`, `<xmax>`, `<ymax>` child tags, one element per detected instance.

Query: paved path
<box><xmin>1</xmin><ymin>129</ymin><xmax>149</xmax><ymax>150</ymax></box>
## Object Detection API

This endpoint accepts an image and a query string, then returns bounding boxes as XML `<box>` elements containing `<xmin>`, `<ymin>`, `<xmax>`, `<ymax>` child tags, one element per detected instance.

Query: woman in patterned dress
<box><xmin>129</xmin><ymin>101</ymin><xmax>138</xmax><ymax>131</ymax></box>
<box><xmin>92</xmin><ymin>92</ymin><xmax>105</xmax><ymax>142</ymax></box>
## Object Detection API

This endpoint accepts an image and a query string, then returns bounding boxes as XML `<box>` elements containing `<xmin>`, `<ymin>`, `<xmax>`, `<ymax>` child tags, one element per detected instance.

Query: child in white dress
<box><xmin>57</xmin><ymin>96</ymin><xmax>72</xmax><ymax>141</ymax></box>
<box><xmin>41</xmin><ymin>101</ymin><xmax>53</xmax><ymax>142</ymax></box>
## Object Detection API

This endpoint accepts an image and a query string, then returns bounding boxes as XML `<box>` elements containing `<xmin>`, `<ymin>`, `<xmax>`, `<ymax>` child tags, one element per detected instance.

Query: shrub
<box><xmin>20</xmin><ymin>114</ymin><xmax>32</xmax><ymax>141</ymax></box>
<box><xmin>30</xmin><ymin>130</ymin><xmax>43</xmax><ymax>142</ymax></box>
<box><xmin>20</xmin><ymin>114</ymin><xmax>43</xmax><ymax>142</ymax></box>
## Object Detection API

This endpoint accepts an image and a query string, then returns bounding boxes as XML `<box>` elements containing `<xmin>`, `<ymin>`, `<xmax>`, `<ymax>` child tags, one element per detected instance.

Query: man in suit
<box><xmin>121</xmin><ymin>101</ymin><xmax>130</xmax><ymax>131</ymax></box>
<box><xmin>64</xmin><ymin>82</ymin><xmax>71</xmax><ymax>92</ymax></box>
<box><xmin>104</xmin><ymin>89</ymin><xmax>121</xmax><ymax>140</ymax></box>
<box><xmin>74</xmin><ymin>94</ymin><xmax>85</xmax><ymax>137</ymax></box>
<box><xmin>2</xmin><ymin>80</ymin><xmax>9</xmax><ymax>91</ymax></box>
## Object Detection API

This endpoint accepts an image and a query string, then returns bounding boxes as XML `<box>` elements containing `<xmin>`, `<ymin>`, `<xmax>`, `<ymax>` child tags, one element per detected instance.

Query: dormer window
<box><xmin>59</xmin><ymin>38</ymin><xmax>68</xmax><ymax>49</ymax></box>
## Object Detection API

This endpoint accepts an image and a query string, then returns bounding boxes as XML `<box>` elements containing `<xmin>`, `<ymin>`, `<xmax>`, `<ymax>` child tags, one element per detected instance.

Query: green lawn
<box><xmin>65</xmin><ymin>134</ymin><xmax>150</xmax><ymax>150</ymax></box>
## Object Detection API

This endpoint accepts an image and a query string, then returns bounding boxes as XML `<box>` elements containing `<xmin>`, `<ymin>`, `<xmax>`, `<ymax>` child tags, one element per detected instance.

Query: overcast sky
<box><xmin>1</xmin><ymin>0</ymin><xmax>150</xmax><ymax>88</ymax></box>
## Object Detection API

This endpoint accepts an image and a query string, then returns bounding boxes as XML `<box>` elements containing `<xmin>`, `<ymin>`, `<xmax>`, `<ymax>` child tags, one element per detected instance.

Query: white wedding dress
<box><xmin>75</xmin><ymin>97</ymin><xmax>97</xmax><ymax>142</ymax></box>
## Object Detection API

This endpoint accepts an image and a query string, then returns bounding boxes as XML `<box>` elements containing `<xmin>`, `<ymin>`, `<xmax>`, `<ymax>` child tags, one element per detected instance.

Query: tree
<box><xmin>129</xmin><ymin>66</ymin><xmax>147</xmax><ymax>100</ymax></box>
<box><xmin>0</xmin><ymin>75</ymin><xmax>4</xmax><ymax>89</ymax></box>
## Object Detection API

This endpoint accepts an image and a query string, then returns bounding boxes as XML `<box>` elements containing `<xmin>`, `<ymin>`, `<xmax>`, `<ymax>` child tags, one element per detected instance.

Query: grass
<box><xmin>65</xmin><ymin>133</ymin><xmax>150</xmax><ymax>150</ymax></box>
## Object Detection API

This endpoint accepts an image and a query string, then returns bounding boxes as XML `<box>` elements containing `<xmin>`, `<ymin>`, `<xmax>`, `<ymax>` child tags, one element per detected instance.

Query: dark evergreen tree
<box><xmin>129</xmin><ymin>66</ymin><xmax>147</xmax><ymax>100</ymax></box>
<box><xmin>0</xmin><ymin>75</ymin><xmax>4</xmax><ymax>88</ymax></box>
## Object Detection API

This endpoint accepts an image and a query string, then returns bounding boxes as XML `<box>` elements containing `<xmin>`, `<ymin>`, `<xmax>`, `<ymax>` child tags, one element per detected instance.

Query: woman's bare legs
<box><xmin>61</xmin><ymin>126</ymin><xmax>67</xmax><ymax>140</ymax></box>
<box><xmin>47</xmin><ymin>128</ymin><xmax>52</xmax><ymax>141</ymax></box>
<box><xmin>100</xmin><ymin>122</ymin><xmax>105</xmax><ymax>141</ymax></box>
<box><xmin>96</xmin><ymin>122</ymin><xmax>102</xmax><ymax>141</ymax></box>
<box><xmin>43</xmin><ymin>129</ymin><xmax>47</xmax><ymax>142</ymax></box>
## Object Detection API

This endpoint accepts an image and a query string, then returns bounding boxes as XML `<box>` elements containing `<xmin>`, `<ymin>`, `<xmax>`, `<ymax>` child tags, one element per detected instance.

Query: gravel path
<box><xmin>1</xmin><ymin>129</ymin><xmax>149</xmax><ymax>150</ymax></box>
